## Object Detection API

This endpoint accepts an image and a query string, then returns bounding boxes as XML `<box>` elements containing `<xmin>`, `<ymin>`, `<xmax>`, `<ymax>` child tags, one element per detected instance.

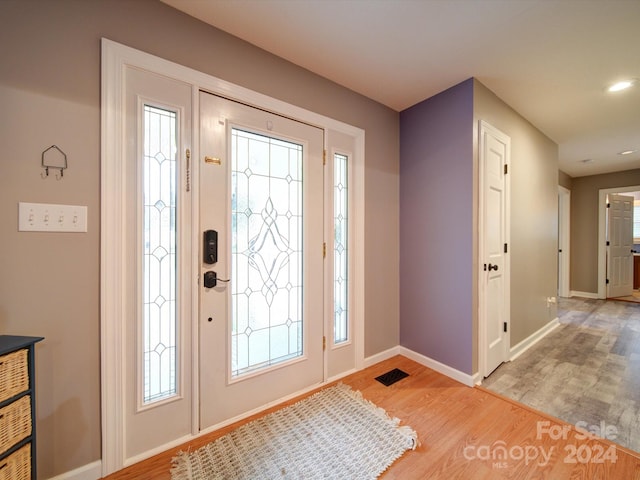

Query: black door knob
<box><xmin>488</xmin><ymin>263</ymin><xmax>499</xmax><ymax>271</ymax></box>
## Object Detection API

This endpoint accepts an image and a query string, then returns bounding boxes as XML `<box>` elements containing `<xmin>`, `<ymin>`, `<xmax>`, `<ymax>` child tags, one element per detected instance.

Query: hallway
<box><xmin>482</xmin><ymin>297</ymin><xmax>640</xmax><ymax>453</ymax></box>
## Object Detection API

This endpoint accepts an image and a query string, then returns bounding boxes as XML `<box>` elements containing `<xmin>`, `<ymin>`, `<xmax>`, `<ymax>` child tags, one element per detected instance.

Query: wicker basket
<box><xmin>0</xmin><ymin>350</ymin><xmax>29</xmax><ymax>404</ymax></box>
<box><xmin>0</xmin><ymin>395</ymin><xmax>31</xmax><ymax>455</ymax></box>
<box><xmin>0</xmin><ymin>443</ymin><xmax>30</xmax><ymax>480</ymax></box>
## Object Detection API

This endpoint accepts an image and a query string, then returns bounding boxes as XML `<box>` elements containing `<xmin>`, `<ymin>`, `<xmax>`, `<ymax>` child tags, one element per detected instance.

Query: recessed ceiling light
<box><xmin>618</xmin><ymin>149</ymin><xmax>637</xmax><ymax>155</ymax></box>
<box><xmin>607</xmin><ymin>80</ymin><xmax>635</xmax><ymax>92</ymax></box>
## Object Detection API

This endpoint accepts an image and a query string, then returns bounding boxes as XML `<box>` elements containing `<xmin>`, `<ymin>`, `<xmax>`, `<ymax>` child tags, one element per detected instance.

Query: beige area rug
<box><xmin>171</xmin><ymin>383</ymin><xmax>417</xmax><ymax>479</ymax></box>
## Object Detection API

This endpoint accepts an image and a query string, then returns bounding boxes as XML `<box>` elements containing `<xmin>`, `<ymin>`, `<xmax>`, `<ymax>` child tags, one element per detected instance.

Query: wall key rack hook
<box><xmin>41</xmin><ymin>145</ymin><xmax>68</xmax><ymax>180</ymax></box>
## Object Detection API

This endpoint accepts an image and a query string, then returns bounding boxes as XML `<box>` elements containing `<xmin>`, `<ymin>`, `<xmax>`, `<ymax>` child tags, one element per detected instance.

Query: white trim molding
<box><xmin>598</xmin><ymin>185</ymin><xmax>640</xmax><ymax>299</ymax></box>
<box><xmin>570</xmin><ymin>291</ymin><xmax>599</xmax><ymax>299</ymax></box>
<box><xmin>101</xmin><ymin>38</ymin><xmax>366</xmax><ymax>475</ymax></box>
<box><xmin>363</xmin><ymin>346</ymin><xmax>477</xmax><ymax>387</ymax></box>
<box><xmin>398</xmin><ymin>347</ymin><xmax>476</xmax><ymax>387</ymax></box>
<box><xmin>558</xmin><ymin>186</ymin><xmax>571</xmax><ymax>298</ymax></box>
<box><xmin>509</xmin><ymin>318</ymin><xmax>560</xmax><ymax>361</ymax></box>
<box><xmin>363</xmin><ymin>346</ymin><xmax>402</xmax><ymax>368</ymax></box>
<box><xmin>45</xmin><ymin>461</ymin><xmax>102</xmax><ymax>480</ymax></box>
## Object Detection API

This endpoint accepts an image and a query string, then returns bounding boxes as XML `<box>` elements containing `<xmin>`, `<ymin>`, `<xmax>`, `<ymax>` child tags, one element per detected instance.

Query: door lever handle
<box><xmin>488</xmin><ymin>263</ymin><xmax>499</xmax><ymax>271</ymax></box>
<box><xmin>203</xmin><ymin>271</ymin><xmax>230</xmax><ymax>288</ymax></box>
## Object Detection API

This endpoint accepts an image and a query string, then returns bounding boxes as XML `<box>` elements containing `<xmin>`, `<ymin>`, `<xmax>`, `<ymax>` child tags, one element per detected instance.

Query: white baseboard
<box><xmin>570</xmin><ymin>290</ymin><xmax>599</xmax><ymax>299</ymax></box>
<box><xmin>363</xmin><ymin>345</ymin><xmax>475</xmax><ymax>386</ymax></box>
<box><xmin>45</xmin><ymin>460</ymin><xmax>102</xmax><ymax>480</ymax></box>
<box><xmin>509</xmin><ymin>317</ymin><xmax>559</xmax><ymax>361</ymax></box>
<box><xmin>363</xmin><ymin>346</ymin><xmax>402</xmax><ymax>368</ymax></box>
<box><xmin>61</xmin><ymin>347</ymin><xmax>472</xmax><ymax>479</ymax></box>
<box><xmin>397</xmin><ymin>346</ymin><xmax>475</xmax><ymax>387</ymax></box>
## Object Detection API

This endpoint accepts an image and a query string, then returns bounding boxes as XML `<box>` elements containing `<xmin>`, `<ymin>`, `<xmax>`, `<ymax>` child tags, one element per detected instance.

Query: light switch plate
<box><xmin>18</xmin><ymin>202</ymin><xmax>87</xmax><ymax>232</ymax></box>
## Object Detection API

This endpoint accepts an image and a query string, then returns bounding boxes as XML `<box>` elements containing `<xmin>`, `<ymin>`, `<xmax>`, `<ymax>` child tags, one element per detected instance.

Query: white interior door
<box><xmin>558</xmin><ymin>187</ymin><xmax>570</xmax><ymax>298</ymax></box>
<box><xmin>479</xmin><ymin>121</ymin><xmax>510</xmax><ymax>377</ymax></box>
<box><xmin>607</xmin><ymin>194</ymin><xmax>634</xmax><ymax>298</ymax></box>
<box><xmin>199</xmin><ymin>92</ymin><xmax>324</xmax><ymax>429</ymax></box>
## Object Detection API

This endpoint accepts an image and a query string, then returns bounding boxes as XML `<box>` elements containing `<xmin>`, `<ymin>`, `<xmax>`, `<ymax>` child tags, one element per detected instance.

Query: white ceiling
<box><xmin>161</xmin><ymin>0</ymin><xmax>640</xmax><ymax>178</ymax></box>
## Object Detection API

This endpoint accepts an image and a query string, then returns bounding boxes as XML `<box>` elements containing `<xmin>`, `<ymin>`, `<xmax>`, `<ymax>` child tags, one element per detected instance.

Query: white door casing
<box><xmin>597</xmin><ymin>186</ymin><xmax>640</xmax><ymax>299</ymax></box>
<box><xmin>102</xmin><ymin>39</ymin><xmax>365</xmax><ymax>475</ymax></box>
<box><xmin>479</xmin><ymin>120</ymin><xmax>510</xmax><ymax>377</ymax></box>
<box><xmin>558</xmin><ymin>186</ymin><xmax>571</xmax><ymax>298</ymax></box>
<box><xmin>108</xmin><ymin>64</ymin><xmax>196</xmax><ymax>467</ymax></box>
<box><xmin>607</xmin><ymin>194</ymin><xmax>634</xmax><ymax>298</ymax></box>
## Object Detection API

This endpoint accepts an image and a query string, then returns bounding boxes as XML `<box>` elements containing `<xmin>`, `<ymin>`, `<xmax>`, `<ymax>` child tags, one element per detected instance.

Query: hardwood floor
<box><xmin>102</xmin><ymin>356</ymin><xmax>640</xmax><ymax>479</ymax></box>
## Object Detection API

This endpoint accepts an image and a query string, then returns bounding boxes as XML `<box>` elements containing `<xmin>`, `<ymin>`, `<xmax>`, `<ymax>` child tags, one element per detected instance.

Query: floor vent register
<box><xmin>375</xmin><ymin>368</ymin><xmax>409</xmax><ymax>386</ymax></box>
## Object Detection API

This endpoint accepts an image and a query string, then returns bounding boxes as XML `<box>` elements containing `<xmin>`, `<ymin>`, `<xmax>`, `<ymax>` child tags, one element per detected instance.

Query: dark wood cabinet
<box><xmin>634</xmin><ymin>255</ymin><xmax>640</xmax><ymax>290</ymax></box>
<box><xmin>0</xmin><ymin>336</ymin><xmax>43</xmax><ymax>480</ymax></box>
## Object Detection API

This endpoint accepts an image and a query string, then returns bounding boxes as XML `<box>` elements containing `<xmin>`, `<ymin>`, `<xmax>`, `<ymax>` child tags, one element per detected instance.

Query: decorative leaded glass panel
<box><xmin>142</xmin><ymin>105</ymin><xmax>177</xmax><ymax>404</ymax></box>
<box><xmin>231</xmin><ymin>128</ymin><xmax>303</xmax><ymax>377</ymax></box>
<box><xmin>334</xmin><ymin>153</ymin><xmax>349</xmax><ymax>344</ymax></box>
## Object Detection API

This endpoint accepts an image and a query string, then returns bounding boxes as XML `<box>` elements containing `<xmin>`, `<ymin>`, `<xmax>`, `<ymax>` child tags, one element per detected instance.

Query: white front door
<box><xmin>103</xmin><ymin>40</ymin><xmax>365</xmax><ymax>475</ymax></box>
<box><xmin>198</xmin><ymin>92</ymin><xmax>325</xmax><ymax>429</ymax></box>
<box><xmin>607</xmin><ymin>194</ymin><xmax>634</xmax><ymax>298</ymax></box>
<box><xmin>479</xmin><ymin>121</ymin><xmax>510</xmax><ymax>377</ymax></box>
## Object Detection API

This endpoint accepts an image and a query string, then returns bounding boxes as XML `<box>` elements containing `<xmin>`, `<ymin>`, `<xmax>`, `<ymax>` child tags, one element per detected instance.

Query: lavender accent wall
<box><xmin>399</xmin><ymin>79</ymin><xmax>474</xmax><ymax>374</ymax></box>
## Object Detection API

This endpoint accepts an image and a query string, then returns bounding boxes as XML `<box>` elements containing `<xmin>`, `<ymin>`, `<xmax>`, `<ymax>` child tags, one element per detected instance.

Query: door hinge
<box><xmin>323</xmin><ymin>336</ymin><xmax>326</xmax><ymax>351</ymax></box>
<box><xmin>503</xmin><ymin>322</ymin><xmax>508</xmax><ymax>333</ymax></box>
<box><xmin>606</xmin><ymin>203</ymin><xmax>611</xmax><ymax>208</ymax></box>
<box><xmin>185</xmin><ymin>148</ymin><xmax>191</xmax><ymax>192</ymax></box>
<box><xmin>504</xmin><ymin>243</ymin><xmax>508</xmax><ymax>253</ymax></box>
<box><xmin>323</xmin><ymin>242</ymin><xmax>327</xmax><ymax>258</ymax></box>
<box><xmin>606</xmin><ymin>278</ymin><xmax>610</xmax><ymax>284</ymax></box>
<box><xmin>606</xmin><ymin>241</ymin><xmax>610</xmax><ymax>246</ymax></box>
<box><xmin>323</xmin><ymin>149</ymin><xmax>327</xmax><ymax>166</ymax></box>
<box><xmin>504</xmin><ymin>164</ymin><xmax>508</xmax><ymax>175</ymax></box>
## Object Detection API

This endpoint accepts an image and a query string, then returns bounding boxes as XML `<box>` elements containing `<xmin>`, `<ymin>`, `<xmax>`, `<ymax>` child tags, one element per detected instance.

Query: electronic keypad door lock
<box><xmin>203</xmin><ymin>230</ymin><xmax>218</xmax><ymax>264</ymax></box>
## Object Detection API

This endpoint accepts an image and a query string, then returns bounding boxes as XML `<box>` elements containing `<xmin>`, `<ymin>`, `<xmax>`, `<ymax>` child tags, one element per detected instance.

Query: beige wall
<box><xmin>0</xmin><ymin>0</ymin><xmax>399</xmax><ymax>476</ymax></box>
<box><xmin>559</xmin><ymin>170</ymin><xmax>573</xmax><ymax>190</ymax></box>
<box><xmin>570</xmin><ymin>168</ymin><xmax>640</xmax><ymax>293</ymax></box>
<box><xmin>474</xmin><ymin>80</ymin><xmax>559</xmax><ymax>350</ymax></box>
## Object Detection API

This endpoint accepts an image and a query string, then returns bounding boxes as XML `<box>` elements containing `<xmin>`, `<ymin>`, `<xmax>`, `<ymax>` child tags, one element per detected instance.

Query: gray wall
<box><xmin>474</xmin><ymin>80</ymin><xmax>559</xmax><ymax>349</ymax></box>
<box><xmin>570</xmin><ymin>169</ymin><xmax>640</xmax><ymax>293</ymax></box>
<box><xmin>0</xmin><ymin>0</ymin><xmax>400</xmax><ymax>476</ymax></box>
<box><xmin>399</xmin><ymin>79</ymin><xmax>475</xmax><ymax>374</ymax></box>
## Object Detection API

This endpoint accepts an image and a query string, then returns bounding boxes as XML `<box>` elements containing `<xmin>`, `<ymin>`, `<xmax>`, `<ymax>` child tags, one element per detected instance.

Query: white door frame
<box><xmin>597</xmin><ymin>185</ymin><xmax>640</xmax><ymax>299</ymax></box>
<box><xmin>477</xmin><ymin>120</ymin><xmax>511</xmax><ymax>378</ymax></box>
<box><xmin>558</xmin><ymin>186</ymin><xmax>571</xmax><ymax>297</ymax></box>
<box><xmin>101</xmin><ymin>38</ymin><xmax>365</xmax><ymax>475</ymax></box>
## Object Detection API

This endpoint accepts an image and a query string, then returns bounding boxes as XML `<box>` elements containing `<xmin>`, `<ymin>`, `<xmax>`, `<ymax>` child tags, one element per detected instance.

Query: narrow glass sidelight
<box><xmin>142</xmin><ymin>105</ymin><xmax>178</xmax><ymax>404</ymax></box>
<box><xmin>333</xmin><ymin>153</ymin><xmax>349</xmax><ymax>344</ymax></box>
<box><xmin>230</xmin><ymin>128</ymin><xmax>304</xmax><ymax>377</ymax></box>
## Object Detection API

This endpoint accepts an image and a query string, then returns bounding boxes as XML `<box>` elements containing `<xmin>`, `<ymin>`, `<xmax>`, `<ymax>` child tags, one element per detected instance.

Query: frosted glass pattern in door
<box><xmin>142</xmin><ymin>105</ymin><xmax>178</xmax><ymax>404</ymax></box>
<box><xmin>333</xmin><ymin>153</ymin><xmax>349</xmax><ymax>344</ymax></box>
<box><xmin>231</xmin><ymin>128</ymin><xmax>303</xmax><ymax>377</ymax></box>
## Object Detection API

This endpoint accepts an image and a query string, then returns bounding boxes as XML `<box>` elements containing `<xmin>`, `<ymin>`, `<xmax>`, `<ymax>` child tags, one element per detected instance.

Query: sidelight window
<box><xmin>142</xmin><ymin>104</ymin><xmax>178</xmax><ymax>404</ymax></box>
